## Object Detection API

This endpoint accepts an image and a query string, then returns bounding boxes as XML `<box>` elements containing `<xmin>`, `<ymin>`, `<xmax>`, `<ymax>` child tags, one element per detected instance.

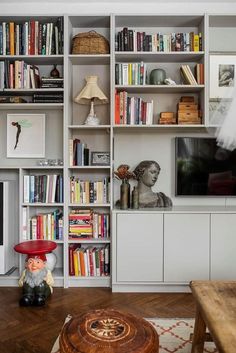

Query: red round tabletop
<box><xmin>14</xmin><ymin>240</ymin><xmax>57</xmax><ymax>255</ymax></box>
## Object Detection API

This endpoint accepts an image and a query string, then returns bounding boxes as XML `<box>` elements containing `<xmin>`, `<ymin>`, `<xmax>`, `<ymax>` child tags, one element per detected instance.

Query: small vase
<box><xmin>50</xmin><ymin>64</ymin><xmax>60</xmax><ymax>78</ymax></box>
<box><xmin>120</xmin><ymin>179</ymin><xmax>130</xmax><ymax>210</ymax></box>
<box><xmin>150</xmin><ymin>68</ymin><xmax>166</xmax><ymax>85</ymax></box>
<box><xmin>132</xmin><ymin>186</ymin><xmax>139</xmax><ymax>209</ymax></box>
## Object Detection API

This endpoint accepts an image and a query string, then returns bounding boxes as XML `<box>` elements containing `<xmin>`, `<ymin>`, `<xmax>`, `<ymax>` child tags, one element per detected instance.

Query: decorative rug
<box><xmin>51</xmin><ymin>316</ymin><xmax>218</xmax><ymax>353</ymax></box>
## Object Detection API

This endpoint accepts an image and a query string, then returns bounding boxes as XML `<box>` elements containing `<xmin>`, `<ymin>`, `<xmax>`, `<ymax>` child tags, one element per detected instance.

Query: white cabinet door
<box><xmin>211</xmin><ymin>214</ymin><xmax>236</xmax><ymax>280</ymax></box>
<box><xmin>116</xmin><ymin>213</ymin><xmax>163</xmax><ymax>282</ymax></box>
<box><xmin>164</xmin><ymin>214</ymin><xmax>210</xmax><ymax>282</ymax></box>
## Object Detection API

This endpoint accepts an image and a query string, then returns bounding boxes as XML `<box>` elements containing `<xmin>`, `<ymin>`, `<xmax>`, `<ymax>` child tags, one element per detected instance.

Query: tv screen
<box><xmin>176</xmin><ymin>137</ymin><xmax>236</xmax><ymax>196</ymax></box>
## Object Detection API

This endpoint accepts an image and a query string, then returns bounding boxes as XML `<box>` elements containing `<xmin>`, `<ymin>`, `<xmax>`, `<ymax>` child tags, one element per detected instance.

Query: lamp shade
<box><xmin>74</xmin><ymin>76</ymin><xmax>108</xmax><ymax>105</ymax></box>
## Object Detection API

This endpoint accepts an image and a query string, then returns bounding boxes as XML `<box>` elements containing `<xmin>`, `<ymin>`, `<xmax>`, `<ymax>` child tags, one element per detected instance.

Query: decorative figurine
<box><xmin>133</xmin><ymin>160</ymin><xmax>172</xmax><ymax>208</ymax></box>
<box><xmin>14</xmin><ymin>240</ymin><xmax>57</xmax><ymax>307</ymax></box>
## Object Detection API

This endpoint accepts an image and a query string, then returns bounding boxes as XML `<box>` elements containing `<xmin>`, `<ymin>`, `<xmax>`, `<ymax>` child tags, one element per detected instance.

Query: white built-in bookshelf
<box><xmin>1</xmin><ymin>14</ymin><xmax>236</xmax><ymax>291</ymax></box>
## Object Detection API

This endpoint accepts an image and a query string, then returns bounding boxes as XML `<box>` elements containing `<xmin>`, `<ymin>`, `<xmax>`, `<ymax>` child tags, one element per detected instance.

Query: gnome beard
<box><xmin>24</xmin><ymin>267</ymin><xmax>48</xmax><ymax>288</ymax></box>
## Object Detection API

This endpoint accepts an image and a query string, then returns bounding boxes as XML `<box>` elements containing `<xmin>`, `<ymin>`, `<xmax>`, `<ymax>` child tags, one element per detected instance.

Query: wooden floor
<box><xmin>0</xmin><ymin>287</ymin><xmax>195</xmax><ymax>353</ymax></box>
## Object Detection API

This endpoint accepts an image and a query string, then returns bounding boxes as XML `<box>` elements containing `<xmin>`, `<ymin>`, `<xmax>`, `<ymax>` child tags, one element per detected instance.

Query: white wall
<box><xmin>1</xmin><ymin>0</ymin><xmax>236</xmax><ymax>15</ymax></box>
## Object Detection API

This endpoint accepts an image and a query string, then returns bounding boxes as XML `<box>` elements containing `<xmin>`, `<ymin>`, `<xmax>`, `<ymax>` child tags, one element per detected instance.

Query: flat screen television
<box><xmin>175</xmin><ymin>137</ymin><xmax>236</xmax><ymax>196</ymax></box>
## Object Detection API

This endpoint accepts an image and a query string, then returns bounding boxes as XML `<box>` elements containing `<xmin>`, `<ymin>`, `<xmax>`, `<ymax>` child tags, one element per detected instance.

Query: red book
<box><xmin>115</xmin><ymin>90</ymin><xmax>120</xmax><ymax>125</ymax></box>
<box><xmin>69</xmin><ymin>244</ymin><xmax>76</xmax><ymax>276</ymax></box>
<box><xmin>30</xmin><ymin>20</ymin><xmax>35</xmax><ymax>55</ymax></box>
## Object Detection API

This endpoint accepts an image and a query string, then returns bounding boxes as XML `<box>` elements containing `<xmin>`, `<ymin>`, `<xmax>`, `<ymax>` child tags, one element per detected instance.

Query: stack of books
<box><xmin>33</xmin><ymin>92</ymin><xmax>63</xmax><ymax>103</ymax></box>
<box><xmin>69</xmin><ymin>209</ymin><xmax>93</xmax><ymax>239</ymax></box>
<box><xmin>40</xmin><ymin>77</ymin><xmax>64</xmax><ymax>88</ymax></box>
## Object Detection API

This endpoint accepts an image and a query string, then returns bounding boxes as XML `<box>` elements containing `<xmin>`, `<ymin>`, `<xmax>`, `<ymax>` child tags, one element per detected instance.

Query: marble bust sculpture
<box><xmin>133</xmin><ymin>160</ymin><xmax>172</xmax><ymax>208</ymax></box>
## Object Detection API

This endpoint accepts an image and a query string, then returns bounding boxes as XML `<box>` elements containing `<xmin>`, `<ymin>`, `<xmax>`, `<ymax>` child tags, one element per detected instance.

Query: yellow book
<box><xmin>9</xmin><ymin>22</ymin><xmax>15</xmax><ymax>56</ymax></box>
<box><xmin>193</xmin><ymin>34</ymin><xmax>199</xmax><ymax>52</ymax></box>
<box><xmin>73</xmin><ymin>250</ymin><xmax>79</xmax><ymax>276</ymax></box>
<box><xmin>128</xmin><ymin>63</ymin><xmax>132</xmax><ymax>85</ymax></box>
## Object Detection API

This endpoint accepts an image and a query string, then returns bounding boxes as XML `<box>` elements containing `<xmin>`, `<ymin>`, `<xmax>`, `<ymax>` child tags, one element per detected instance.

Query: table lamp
<box><xmin>74</xmin><ymin>75</ymin><xmax>108</xmax><ymax>125</ymax></box>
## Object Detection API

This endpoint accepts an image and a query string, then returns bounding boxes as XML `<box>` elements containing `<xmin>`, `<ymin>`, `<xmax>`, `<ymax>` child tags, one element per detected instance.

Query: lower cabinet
<box><xmin>113</xmin><ymin>209</ymin><xmax>236</xmax><ymax>292</ymax></box>
<box><xmin>164</xmin><ymin>214</ymin><xmax>210</xmax><ymax>282</ymax></box>
<box><xmin>115</xmin><ymin>213</ymin><xmax>163</xmax><ymax>282</ymax></box>
<box><xmin>211</xmin><ymin>214</ymin><xmax>236</xmax><ymax>280</ymax></box>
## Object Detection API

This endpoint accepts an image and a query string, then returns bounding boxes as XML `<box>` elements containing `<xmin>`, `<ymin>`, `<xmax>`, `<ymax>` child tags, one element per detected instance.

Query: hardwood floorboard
<box><xmin>0</xmin><ymin>287</ymin><xmax>196</xmax><ymax>353</ymax></box>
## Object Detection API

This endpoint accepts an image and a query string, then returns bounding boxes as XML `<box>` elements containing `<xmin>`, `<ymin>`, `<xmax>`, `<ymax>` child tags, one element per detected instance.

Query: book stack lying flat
<box><xmin>177</xmin><ymin>96</ymin><xmax>201</xmax><ymax>124</ymax></box>
<box><xmin>40</xmin><ymin>77</ymin><xmax>64</xmax><ymax>88</ymax></box>
<box><xmin>33</xmin><ymin>92</ymin><xmax>63</xmax><ymax>103</ymax></box>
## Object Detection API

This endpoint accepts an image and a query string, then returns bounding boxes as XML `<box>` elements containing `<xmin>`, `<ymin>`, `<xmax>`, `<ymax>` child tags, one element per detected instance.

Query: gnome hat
<box><xmin>14</xmin><ymin>240</ymin><xmax>57</xmax><ymax>262</ymax></box>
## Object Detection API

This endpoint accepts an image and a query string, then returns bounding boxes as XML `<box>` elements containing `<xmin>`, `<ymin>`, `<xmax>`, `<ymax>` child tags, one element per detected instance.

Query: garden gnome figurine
<box><xmin>14</xmin><ymin>240</ymin><xmax>57</xmax><ymax>307</ymax></box>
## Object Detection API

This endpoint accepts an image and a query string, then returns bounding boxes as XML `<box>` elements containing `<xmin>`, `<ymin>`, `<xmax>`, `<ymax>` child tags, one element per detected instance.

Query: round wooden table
<box><xmin>59</xmin><ymin>309</ymin><xmax>159</xmax><ymax>353</ymax></box>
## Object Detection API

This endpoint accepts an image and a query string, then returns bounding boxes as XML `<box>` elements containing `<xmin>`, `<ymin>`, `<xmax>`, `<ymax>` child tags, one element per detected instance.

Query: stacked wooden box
<box><xmin>159</xmin><ymin>112</ymin><xmax>176</xmax><ymax>125</ymax></box>
<box><xmin>177</xmin><ymin>96</ymin><xmax>201</xmax><ymax>124</ymax></box>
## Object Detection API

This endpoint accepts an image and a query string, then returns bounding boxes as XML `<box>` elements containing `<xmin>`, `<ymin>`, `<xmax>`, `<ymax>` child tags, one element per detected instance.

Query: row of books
<box><xmin>69</xmin><ymin>209</ymin><xmax>110</xmax><ymax>239</ymax></box>
<box><xmin>0</xmin><ymin>60</ymin><xmax>40</xmax><ymax>89</ymax></box>
<box><xmin>69</xmin><ymin>138</ymin><xmax>89</xmax><ymax>166</ymax></box>
<box><xmin>70</xmin><ymin>177</ymin><xmax>110</xmax><ymax>204</ymax></box>
<box><xmin>115</xmin><ymin>27</ymin><xmax>202</xmax><ymax>52</ymax></box>
<box><xmin>23</xmin><ymin>174</ymin><xmax>63</xmax><ymax>204</ymax></box>
<box><xmin>180</xmin><ymin>64</ymin><xmax>204</xmax><ymax>85</ymax></box>
<box><xmin>115</xmin><ymin>62</ymin><xmax>147</xmax><ymax>86</ymax></box>
<box><xmin>69</xmin><ymin>244</ymin><xmax>110</xmax><ymax>277</ymax></box>
<box><xmin>33</xmin><ymin>93</ymin><xmax>64</xmax><ymax>103</ymax></box>
<box><xmin>0</xmin><ymin>18</ymin><xmax>63</xmax><ymax>56</ymax></box>
<box><xmin>22</xmin><ymin>208</ymin><xmax>63</xmax><ymax>241</ymax></box>
<box><xmin>115</xmin><ymin>90</ymin><xmax>153</xmax><ymax>125</ymax></box>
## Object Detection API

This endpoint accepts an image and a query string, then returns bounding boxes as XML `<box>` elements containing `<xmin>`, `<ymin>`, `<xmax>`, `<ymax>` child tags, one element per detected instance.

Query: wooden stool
<box><xmin>59</xmin><ymin>309</ymin><xmax>159</xmax><ymax>353</ymax></box>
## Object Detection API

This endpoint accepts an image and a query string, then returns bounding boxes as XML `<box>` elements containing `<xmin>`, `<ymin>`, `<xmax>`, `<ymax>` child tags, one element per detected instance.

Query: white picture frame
<box><xmin>210</xmin><ymin>55</ymin><xmax>236</xmax><ymax>98</ymax></box>
<box><xmin>7</xmin><ymin>114</ymin><xmax>45</xmax><ymax>158</ymax></box>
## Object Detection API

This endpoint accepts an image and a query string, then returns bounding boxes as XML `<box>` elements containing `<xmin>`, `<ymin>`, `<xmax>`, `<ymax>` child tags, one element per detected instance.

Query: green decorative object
<box><xmin>150</xmin><ymin>68</ymin><xmax>166</xmax><ymax>85</ymax></box>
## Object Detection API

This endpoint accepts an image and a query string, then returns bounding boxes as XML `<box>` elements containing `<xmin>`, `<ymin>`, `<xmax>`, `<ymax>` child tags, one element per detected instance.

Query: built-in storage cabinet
<box><xmin>113</xmin><ymin>208</ymin><xmax>236</xmax><ymax>292</ymax></box>
<box><xmin>164</xmin><ymin>213</ymin><xmax>210</xmax><ymax>282</ymax></box>
<box><xmin>1</xmin><ymin>13</ymin><xmax>236</xmax><ymax>291</ymax></box>
<box><xmin>210</xmin><ymin>213</ymin><xmax>236</xmax><ymax>280</ymax></box>
<box><xmin>115</xmin><ymin>213</ymin><xmax>163</xmax><ymax>282</ymax></box>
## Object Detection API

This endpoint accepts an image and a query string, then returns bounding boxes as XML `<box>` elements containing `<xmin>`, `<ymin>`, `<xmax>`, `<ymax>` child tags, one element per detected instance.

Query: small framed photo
<box><xmin>7</xmin><ymin>113</ymin><xmax>45</xmax><ymax>158</ymax></box>
<box><xmin>91</xmin><ymin>152</ymin><xmax>110</xmax><ymax>166</ymax></box>
<box><xmin>210</xmin><ymin>55</ymin><xmax>236</xmax><ymax>98</ymax></box>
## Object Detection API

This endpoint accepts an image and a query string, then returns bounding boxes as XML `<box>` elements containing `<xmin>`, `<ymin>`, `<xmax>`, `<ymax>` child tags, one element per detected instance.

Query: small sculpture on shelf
<box><xmin>133</xmin><ymin>160</ymin><xmax>172</xmax><ymax>208</ymax></box>
<box><xmin>114</xmin><ymin>164</ymin><xmax>135</xmax><ymax>209</ymax></box>
<box><xmin>14</xmin><ymin>240</ymin><xmax>57</xmax><ymax>307</ymax></box>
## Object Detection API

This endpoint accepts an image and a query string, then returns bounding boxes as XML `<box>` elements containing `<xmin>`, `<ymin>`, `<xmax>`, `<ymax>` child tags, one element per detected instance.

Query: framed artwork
<box><xmin>91</xmin><ymin>152</ymin><xmax>110</xmax><ymax>166</ymax></box>
<box><xmin>210</xmin><ymin>55</ymin><xmax>236</xmax><ymax>98</ymax></box>
<box><xmin>7</xmin><ymin>114</ymin><xmax>45</xmax><ymax>158</ymax></box>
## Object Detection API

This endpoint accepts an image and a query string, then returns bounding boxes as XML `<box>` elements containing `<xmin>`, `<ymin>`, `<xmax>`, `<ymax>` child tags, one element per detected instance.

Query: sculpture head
<box><xmin>134</xmin><ymin>160</ymin><xmax>161</xmax><ymax>187</ymax></box>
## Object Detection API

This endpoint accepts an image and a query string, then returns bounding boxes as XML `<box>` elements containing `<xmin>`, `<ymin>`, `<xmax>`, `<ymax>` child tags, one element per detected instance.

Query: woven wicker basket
<box><xmin>72</xmin><ymin>30</ymin><xmax>110</xmax><ymax>54</ymax></box>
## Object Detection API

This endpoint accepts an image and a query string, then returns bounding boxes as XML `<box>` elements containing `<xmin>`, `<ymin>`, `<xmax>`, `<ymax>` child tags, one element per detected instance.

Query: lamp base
<box><xmin>84</xmin><ymin>114</ymin><xmax>100</xmax><ymax>126</ymax></box>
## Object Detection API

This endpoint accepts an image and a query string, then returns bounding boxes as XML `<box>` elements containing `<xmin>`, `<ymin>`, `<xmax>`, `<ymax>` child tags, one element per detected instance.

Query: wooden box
<box><xmin>180</xmin><ymin>96</ymin><xmax>195</xmax><ymax>102</ymax></box>
<box><xmin>159</xmin><ymin>112</ymin><xmax>176</xmax><ymax>124</ymax></box>
<box><xmin>178</xmin><ymin>103</ymin><xmax>198</xmax><ymax>110</ymax></box>
<box><xmin>178</xmin><ymin>111</ymin><xmax>199</xmax><ymax>119</ymax></box>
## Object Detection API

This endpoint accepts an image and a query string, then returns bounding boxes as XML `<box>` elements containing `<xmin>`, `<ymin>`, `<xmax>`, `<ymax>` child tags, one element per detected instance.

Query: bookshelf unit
<box><xmin>1</xmin><ymin>13</ymin><xmax>236</xmax><ymax>291</ymax></box>
<box><xmin>65</xmin><ymin>15</ymin><xmax>112</xmax><ymax>287</ymax></box>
